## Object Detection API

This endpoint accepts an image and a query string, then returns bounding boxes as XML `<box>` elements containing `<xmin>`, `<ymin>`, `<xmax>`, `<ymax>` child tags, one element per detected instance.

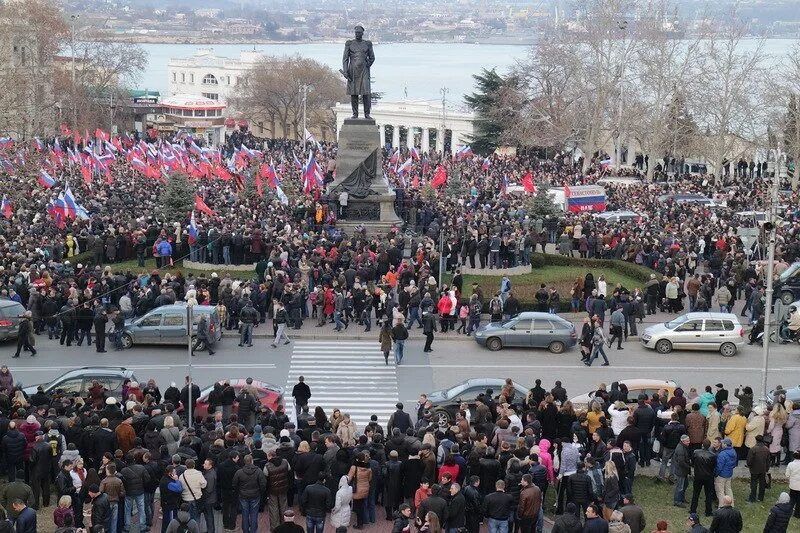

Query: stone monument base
<box><xmin>330</xmin><ymin>117</ymin><xmax>401</xmax><ymax>235</ymax></box>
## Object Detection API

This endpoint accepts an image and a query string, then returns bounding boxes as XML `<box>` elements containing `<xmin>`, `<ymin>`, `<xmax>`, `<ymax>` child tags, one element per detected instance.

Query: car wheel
<box><xmin>191</xmin><ymin>336</ymin><xmax>206</xmax><ymax>351</ymax></box>
<box><xmin>549</xmin><ymin>341</ymin><xmax>565</xmax><ymax>354</ymax></box>
<box><xmin>719</xmin><ymin>342</ymin><xmax>737</xmax><ymax>357</ymax></box>
<box><xmin>655</xmin><ymin>339</ymin><xmax>673</xmax><ymax>354</ymax></box>
<box><xmin>781</xmin><ymin>291</ymin><xmax>795</xmax><ymax>305</ymax></box>
<box><xmin>121</xmin><ymin>334</ymin><xmax>133</xmax><ymax>349</ymax></box>
<box><xmin>433</xmin><ymin>409</ymin><xmax>452</xmax><ymax>428</ymax></box>
<box><xmin>486</xmin><ymin>337</ymin><xmax>503</xmax><ymax>351</ymax></box>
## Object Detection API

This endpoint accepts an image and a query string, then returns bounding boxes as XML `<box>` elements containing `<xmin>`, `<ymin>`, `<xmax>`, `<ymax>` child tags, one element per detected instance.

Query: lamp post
<box><xmin>300</xmin><ymin>84</ymin><xmax>310</xmax><ymax>144</ymax></box>
<box><xmin>70</xmin><ymin>14</ymin><xmax>79</xmax><ymax>129</ymax></box>
<box><xmin>760</xmin><ymin>147</ymin><xmax>784</xmax><ymax>398</ymax></box>
<box><xmin>614</xmin><ymin>19</ymin><xmax>628</xmax><ymax>170</ymax></box>
<box><xmin>186</xmin><ymin>303</ymin><xmax>194</xmax><ymax>428</ymax></box>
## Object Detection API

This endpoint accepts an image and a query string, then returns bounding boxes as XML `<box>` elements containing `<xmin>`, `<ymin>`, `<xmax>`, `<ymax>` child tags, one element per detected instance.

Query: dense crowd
<box><xmin>1</xmin><ymin>367</ymin><xmax>799</xmax><ymax>533</ymax></box>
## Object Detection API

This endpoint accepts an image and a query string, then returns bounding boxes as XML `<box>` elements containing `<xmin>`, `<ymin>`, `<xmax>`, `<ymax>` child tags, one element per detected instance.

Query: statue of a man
<box><xmin>342</xmin><ymin>25</ymin><xmax>375</xmax><ymax>119</ymax></box>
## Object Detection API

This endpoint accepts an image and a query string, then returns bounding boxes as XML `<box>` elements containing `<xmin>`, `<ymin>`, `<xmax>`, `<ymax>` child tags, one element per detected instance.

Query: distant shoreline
<box><xmin>96</xmin><ymin>35</ymin><xmax>537</xmax><ymax>46</ymax></box>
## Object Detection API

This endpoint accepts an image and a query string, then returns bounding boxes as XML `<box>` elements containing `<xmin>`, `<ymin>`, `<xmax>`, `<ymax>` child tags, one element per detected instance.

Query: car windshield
<box><xmin>443</xmin><ymin>383</ymin><xmax>468</xmax><ymax>399</ymax></box>
<box><xmin>779</xmin><ymin>262</ymin><xmax>800</xmax><ymax>282</ymax></box>
<box><xmin>664</xmin><ymin>315</ymin><xmax>689</xmax><ymax>329</ymax></box>
<box><xmin>501</xmin><ymin>319</ymin><xmax>518</xmax><ymax>328</ymax></box>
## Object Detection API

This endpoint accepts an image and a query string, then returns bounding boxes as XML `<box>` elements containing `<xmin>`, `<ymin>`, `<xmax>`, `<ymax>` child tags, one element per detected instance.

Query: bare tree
<box><xmin>627</xmin><ymin>1</ymin><xmax>702</xmax><ymax>180</ymax></box>
<box><xmin>692</xmin><ymin>9</ymin><xmax>768</xmax><ymax>184</ymax></box>
<box><xmin>231</xmin><ymin>55</ymin><xmax>345</xmax><ymax>140</ymax></box>
<box><xmin>772</xmin><ymin>41</ymin><xmax>800</xmax><ymax>189</ymax></box>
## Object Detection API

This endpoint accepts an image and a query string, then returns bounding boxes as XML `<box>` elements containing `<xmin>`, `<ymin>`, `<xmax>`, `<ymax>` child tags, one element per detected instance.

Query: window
<box><xmin>532</xmin><ymin>319</ymin><xmax>554</xmax><ymax>330</ymax></box>
<box><xmin>704</xmin><ymin>320</ymin><xmax>725</xmax><ymax>331</ymax></box>
<box><xmin>181</xmin><ymin>73</ymin><xmax>185</xmax><ymax>83</ymax></box>
<box><xmin>227</xmin><ymin>76</ymin><xmax>231</xmax><ymax>85</ymax></box>
<box><xmin>202</xmin><ymin>92</ymin><xmax>219</xmax><ymax>101</ymax></box>
<box><xmin>56</xmin><ymin>378</ymin><xmax>83</xmax><ymax>394</ymax></box>
<box><xmin>676</xmin><ymin>320</ymin><xmax>703</xmax><ymax>332</ymax></box>
<box><xmin>163</xmin><ymin>314</ymin><xmax>184</xmax><ymax>326</ymax></box>
<box><xmin>722</xmin><ymin>320</ymin><xmax>735</xmax><ymax>331</ymax></box>
<box><xmin>203</xmin><ymin>74</ymin><xmax>218</xmax><ymax>85</ymax></box>
<box><xmin>97</xmin><ymin>376</ymin><xmax>124</xmax><ymax>393</ymax></box>
<box><xmin>138</xmin><ymin>315</ymin><xmax>162</xmax><ymax>327</ymax></box>
<box><xmin>194</xmin><ymin>110</ymin><xmax>206</xmax><ymax>117</ymax></box>
<box><xmin>511</xmin><ymin>319</ymin><xmax>532</xmax><ymax>330</ymax></box>
<box><xmin>172</xmin><ymin>73</ymin><xmax>177</xmax><ymax>82</ymax></box>
<box><xmin>190</xmin><ymin>74</ymin><xmax>194</xmax><ymax>83</ymax></box>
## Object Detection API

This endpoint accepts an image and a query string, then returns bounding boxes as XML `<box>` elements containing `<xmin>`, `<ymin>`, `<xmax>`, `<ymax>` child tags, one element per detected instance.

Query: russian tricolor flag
<box><xmin>188</xmin><ymin>211</ymin><xmax>198</xmax><ymax>243</ymax></box>
<box><xmin>482</xmin><ymin>157</ymin><xmax>491</xmax><ymax>171</ymax></box>
<box><xmin>455</xmin><ymin>145</ymin><xmax>473</xmax><ymax>159</ymax></box>
<box><xmin>63</xmin><ymin>186</ymin><xmax>78</xmax><ymax>219</ymax></box>
<box><xmin>1</xmin><ymin>196</ymin><xmax>12</xmax><ymax>219</ymax></box>
<box><xmin>38</xmin><ymin>170</ymin><xmax>56</xmax><ymax>188</ymax></box>
<box><xmin>409</xmin><ymin>147</ymin><xmax>420</xmax><ymax>161</ymax></box>
<box><xmin>397</xmin><ymin>158</ymin><xmax>413</xmax><ymax>175</ymax></box>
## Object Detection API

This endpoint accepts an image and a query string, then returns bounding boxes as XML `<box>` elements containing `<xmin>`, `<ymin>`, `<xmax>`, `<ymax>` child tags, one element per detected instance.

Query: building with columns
<box><xmin>168</xmin><ymin>48</ymin><xmax>263</xmax><ymax>104</ymax></box>
<box><xmin>333</xmin><ymin>100</ymin><xmax>474</xmax><ymax>153</ymax></box>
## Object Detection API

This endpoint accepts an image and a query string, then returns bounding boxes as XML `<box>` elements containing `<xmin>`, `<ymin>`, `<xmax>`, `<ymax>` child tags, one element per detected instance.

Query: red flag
<box><xmin>80</xmin><ymin>166</ymin><xmax>92</xmax><ymax>186</ymax></box>
<box><xmin>522</xmin><ymin>171</ymin><xmax>535</xmax><ymax>193</ymax></box>
<box><xmin>60</xmin><ymin>123</ymin><xmax>71</xmax><ymax>137</ymax></box>
<box><xmin>411</xmin><ymin>175</ymin><xmax>420</xmax><ymax>189</ymax></box>
<box><xmin>564</xmin><ymin>184</ymin><xmax>571</xmax><ymax>198</ymax></box>
<box><xmin>431</xmin><ymin>165</ymin><xmax>448</xmax><ymax>188</ymax></box>
<box><xmin>213</xmin><ymin>165</ymin><xmax>233</xmax><ymax>181</ymax></box>
<box><xmin>255</xmin><ymin>173</ymin><xmax>264</xmax><ymax>198</ymax></box>
<box><xmin>195</xmin><ymin>194</ymin><xmax>217</xmax><ymax>216</ymax></box>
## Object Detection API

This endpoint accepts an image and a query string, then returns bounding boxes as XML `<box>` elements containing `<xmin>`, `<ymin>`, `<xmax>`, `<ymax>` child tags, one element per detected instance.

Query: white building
<box><xmin>333</xmin><ymin>100</ymin><xmax>475</xmax><ymax>153</ymax></box>
<box><xmin>167</xmin><ymin>49</ymin><xmax>263</xmax><ymax>104</ymax></box>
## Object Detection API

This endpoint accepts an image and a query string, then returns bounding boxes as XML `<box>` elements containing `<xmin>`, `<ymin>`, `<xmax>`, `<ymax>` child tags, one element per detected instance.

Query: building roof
<box><xmin>160</xmin><ymin>93</ymin><xmax>226</xmax><ymax>110</ymax></box>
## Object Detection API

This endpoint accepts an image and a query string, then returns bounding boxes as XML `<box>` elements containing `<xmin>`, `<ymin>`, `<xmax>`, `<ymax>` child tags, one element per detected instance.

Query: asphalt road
<box><xmin>3</xmin><ymin>324</ymin><xmax>798</xmax><ymax>416</ymax></box>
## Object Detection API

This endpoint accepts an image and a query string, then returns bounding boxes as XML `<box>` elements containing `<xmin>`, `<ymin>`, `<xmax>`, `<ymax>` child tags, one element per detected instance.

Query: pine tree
<box><xmin>524</xmin><ymin>182</ymin><xmax>558</xmax><ymax>219</ymax></box>
<box><xmin>159</xmin><ymin>172</ymin><xmax>194</xmax><ymax>223</ymax></box>
<box><xmin>464</xmin><ymin>68</ymin><xmax>508</xmax><ymax>155</ymax></box>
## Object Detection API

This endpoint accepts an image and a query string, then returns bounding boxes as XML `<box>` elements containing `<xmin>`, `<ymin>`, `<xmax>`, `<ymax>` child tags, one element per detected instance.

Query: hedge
<box><xmin>529</xmin><ymin>253</ymin><xmax>656</xmax><ymax>284</ymax></box>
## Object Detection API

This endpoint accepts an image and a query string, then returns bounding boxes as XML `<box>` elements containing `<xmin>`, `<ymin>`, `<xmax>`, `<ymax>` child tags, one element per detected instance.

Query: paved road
<box><xmin>2</xmin><ymin>322</ymin><xmax>798</xmax><ymax>413</ymax></box>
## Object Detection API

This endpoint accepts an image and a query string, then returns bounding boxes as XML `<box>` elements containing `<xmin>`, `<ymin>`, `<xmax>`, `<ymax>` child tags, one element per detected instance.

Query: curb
<box><xmin>221</xmin><ymin>331</ymin><xmax>476</xmax><ymax>342</ymax></box>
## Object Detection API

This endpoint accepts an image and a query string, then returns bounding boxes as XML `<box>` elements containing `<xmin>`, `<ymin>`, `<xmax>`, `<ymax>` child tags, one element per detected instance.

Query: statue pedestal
<box><xmin>331</xmin><ymin>117</ymin><xmax>401</xmax><ymax>234</ymax></box>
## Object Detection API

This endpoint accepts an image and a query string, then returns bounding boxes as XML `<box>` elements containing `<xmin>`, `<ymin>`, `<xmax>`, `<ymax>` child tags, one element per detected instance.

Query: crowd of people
<box><xmin>0</xmin><ymin>367</ymin><xmax>799</xmax><ymax>533</ymax></box>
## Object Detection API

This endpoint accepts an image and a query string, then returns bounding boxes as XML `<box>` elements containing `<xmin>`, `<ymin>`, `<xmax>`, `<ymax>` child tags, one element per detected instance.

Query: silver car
<box><xmin>640</xmin><ymin>312</ymin><xmax>745</xmax><ymax>357</ymax></box>
<box><xmin>122</xmin><ymin>304</ymin><xmax>222</xmax><ymax>349</ymax></box>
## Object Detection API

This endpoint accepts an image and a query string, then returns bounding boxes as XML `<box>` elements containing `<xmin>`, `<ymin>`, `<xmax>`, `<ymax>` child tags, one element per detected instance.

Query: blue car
<box><xmin>474</xmin><ymin>311</ymin><xmax>577</xmax><ymax>353</ymax></box>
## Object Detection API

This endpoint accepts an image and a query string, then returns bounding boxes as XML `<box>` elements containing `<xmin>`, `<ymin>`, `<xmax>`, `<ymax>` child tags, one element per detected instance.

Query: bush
<box><xmin>531</xmin><ymin>253</ymin><xmax>655</xmax><ymax>283</ymax></box>
<box><xmin>530</xmin><ymin>254</ymin><xmax>546</xmax><ymax>269</ymax></box>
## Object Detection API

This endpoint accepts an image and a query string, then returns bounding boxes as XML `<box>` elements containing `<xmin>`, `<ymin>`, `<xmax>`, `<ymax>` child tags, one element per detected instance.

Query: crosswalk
<box><xmin>284</xmin><ymin>340</ymin><xmax>400</xmax><ymax>431</ymax></box>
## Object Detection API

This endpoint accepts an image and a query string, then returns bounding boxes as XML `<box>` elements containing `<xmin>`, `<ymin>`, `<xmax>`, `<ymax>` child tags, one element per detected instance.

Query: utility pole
<box><xmin>761</xmin><ymin>147</ymin><xmax>783</xmax><ymax>398</ymax></box>
<box><xmin>300</xmin><ymin>84</ymin><xmax>309</xmax><ymax>144</ymax></box>
<box><xmin>186</xmin><ymin>304</ymin><xmax>194</xmax><ymax>428</ymax></box>
<box><xmin>440</xmin><ymin>87</ymin><xmax>448</xmax><ymax>152</ymax></box>
<box><xmin>70</xmin><ymin>14</ymin><xmax>79</xmax><ymax>130</ymax></box>
<box><xmin>614</xmin><ymin>19</ymin><xmax>628</xmax><ymax>170</ymax></box>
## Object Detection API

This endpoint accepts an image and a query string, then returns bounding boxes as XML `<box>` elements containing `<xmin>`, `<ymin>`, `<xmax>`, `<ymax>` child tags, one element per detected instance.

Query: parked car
<box><xmin>122</xmin><ymin>304</ymin><xmax>221</xmax><ymax>349</ymax></box>
<box><xmin>593</xmin><ymin>210</ymin><xmax>648</xmax><ymax>223</ymax></box>
<box><xmin>640</xmin><ymin>312</ymin><xmax>745</xmax><ymax>357</ymax></box>
<box><xmin>474</xmin><ymin>312</ymin><xmax>577</xmax><ymax>353</ymax></box>
<box><xmin>775</xmin><ymin>262</ymin><xmax>800</xmax><ymax>304</ymax></box>
<box><xmin>190</xmin><ymin>379</ymin><xmax>284</xmax><ymax>419</ymax></box>
<box><xmin>427</xmin><ymin>378</ymin><xmax>530</xmax><ymax>427</ymax></box>
<box><xmin>569</xmin><ymin>379</ymin><xmax>679</xmax><ymax>410</ymax></box>
<box><xmin>22</xmin><ymin>367</ymin><xmax>137</xmax><ymax>400</ymax></box>
<box><xmin>0</xmin><ymin>299</ymin><xmax>26</xmax><ymax>341</ymax></box>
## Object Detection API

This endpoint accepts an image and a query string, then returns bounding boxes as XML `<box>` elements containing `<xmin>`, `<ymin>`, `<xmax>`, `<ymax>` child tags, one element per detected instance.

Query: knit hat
<box><xmin>280</xmin><ymin>429</ymin><xmax>290</xmax><ymax>438</ymax></box>
<box><xmin>722</xmin><ymin>437</ymin><xmax>732</xmax><ymax>447</ymax></box>
<box><xmin>777</xmin><ymin>492</ymin><xmax>790</xmax><ymax>504</ymax></box>
<box><xmin>688</xmin><ymin>513</ymin><xmax>700</xmax><ymax>524</ymax></box>
<box><xmin>26</xmin><ymin>415</ymin><xmax>36</xmax><ymax>424</ymax></box>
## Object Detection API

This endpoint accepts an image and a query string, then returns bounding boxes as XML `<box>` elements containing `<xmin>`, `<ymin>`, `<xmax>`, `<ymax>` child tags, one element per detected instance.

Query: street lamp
<box><xmin>760</xmin><ymin>147</ymin><xmax>786</xmax><ymax>398</ymax></box>
<box><xmin>614</xmin><ymin>19</ymin><xmax>628</xmax><ymax>171</ymax></box>
<box><xmin>70</xmin><ymin>14</ymin><xmax>80</xmax><ymax>129</ymax></box>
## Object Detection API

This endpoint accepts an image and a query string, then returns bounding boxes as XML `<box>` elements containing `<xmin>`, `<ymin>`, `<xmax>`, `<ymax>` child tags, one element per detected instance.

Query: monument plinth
<box><xmin>330</xmin><ymin>117</ymin><xmax>401</xmax><ymax>234</ymax></box>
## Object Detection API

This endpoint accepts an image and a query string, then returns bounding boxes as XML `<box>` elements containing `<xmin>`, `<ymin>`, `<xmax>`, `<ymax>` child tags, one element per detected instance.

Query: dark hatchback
<box><xmin>427</xmin><ymin>378</ymin><xmax>530</xmax><ymax>427</ymax></box>
<box><xmin>0</xmin><ymin>299</ymin><xmax>25</xmax><ymax>341</ymax></box>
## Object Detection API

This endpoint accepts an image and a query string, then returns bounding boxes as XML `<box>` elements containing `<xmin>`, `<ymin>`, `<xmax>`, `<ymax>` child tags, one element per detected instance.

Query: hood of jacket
<box><xmin>175</xmin><ymin>510</ymin><xmax>192</xmax><ymax>524</ymax></box>
<box><xmin>338</xmin><ymin>475</ymin><xmax>351</xmax><ymax>490</ymax></box>
<box><xmin>539</xmin><ymin>439</ymin><xmax>551</xmax><ymax>453</ymax></box>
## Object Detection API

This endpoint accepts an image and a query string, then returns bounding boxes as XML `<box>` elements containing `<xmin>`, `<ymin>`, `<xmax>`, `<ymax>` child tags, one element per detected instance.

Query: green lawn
<box><xmin>101</xmin><ymin>258</ymin><xmax>257</xmax><ymax>280</ymax></box>
<box><xmin>451</xmin><ymin>265</ymin><xmax>646</xmax><ymax>306</ymax></box>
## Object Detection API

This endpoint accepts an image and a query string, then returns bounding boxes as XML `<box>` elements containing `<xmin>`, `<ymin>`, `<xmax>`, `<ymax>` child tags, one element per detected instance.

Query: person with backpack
<box><xmin>467</xmin><ymin>294</ymin><xmax>482</xmax><ymax>336</ymax></box>
<box><xmin>391</xmin><ymin>321</ymin><xmax>409</xmax><ymax>365</ymax></box>
<box><xmin>165</xmin><ymin>502</ymin><xmax>200</xmax><ymax>533</ymax></box>
<box><xmin>489</xmin><ymin>293</ymin><xmax>503</xmax><ymax>322</ymax></box>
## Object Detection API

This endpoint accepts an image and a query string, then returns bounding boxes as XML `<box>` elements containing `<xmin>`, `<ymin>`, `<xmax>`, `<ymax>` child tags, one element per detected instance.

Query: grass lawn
<box><xmin>103</xmin><ymin>258</ymin><xmax>257</xmax><ymax>280</ymax></box>
<box><xmin>539</xmin><ymin>477</ymin><xmax>784</xmax><ymax>532</ymax></box>
<box><xmin>452</xmin><ymin>265</ymin><xmax>647</xmax><ymax>305</ymax></box>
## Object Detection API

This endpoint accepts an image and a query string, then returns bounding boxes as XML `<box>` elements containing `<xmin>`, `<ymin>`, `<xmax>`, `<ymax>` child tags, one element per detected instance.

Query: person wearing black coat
<box><xmin>446</xmin><ymin>483</ymin><xmax>466</xmax><ymax>529</ymax></box>
<box><xmin>551</xmin><ymin>503</ymin><xmax>582</xmax><ymax>533</ymax></box>
<box><xmin>92</xmin><ymin>422</ymin><xmax>117</xmax><ymax>468</ymax></box>
<box><xmin>416</xmin><ymin>484</ymin><xmax>447</xmax><ymax>524</ymax></box>
<box><xmin>632</xmin><ymin>397</ymin><xmax>656</xmax><ymax>467</ymax></box>
<box><xmin>293</xmin><ymin>447</ymin><xmax>325</xmax><ymax>499</ymax></box>
<box><xmin>87</xmin><ymin>486</ymin><xmax>112</xmax><ymax>533</ymax></box>
<box><xmin>709</xmin><ymin>497</ymin><xmax>742</xmax><ymax>533</ymax></box>
<box><xmin>93</xmin><ymin>310</ymin><xmax>108</xmax><ymax>353</ymax></box>
<box><xmin>763</xmin><ymin>492</ymin><xmax>792</xmax><ymax>533</ymax></box>
<box><xmin>566</xmin><ymin>465</ymin><xmax>593</xmax><ymax>516</ymax></box>
<box><xmin>478</xmin><ymin>449</ymin><xmax>501</xmax><ymax>496</ymax></box>
<box><xmin>384</xmin><ymin>452</ymin><xmax>403</xmax><ymax>520</ymax></box>
<box><xmin>216</xmin><ymin>453</ymin><xmax>241</xmax><ymax>531</ymax></box>
<box><xmin>1</xmin><ymin>425</ymin><xmax>27</xmax><ymax>481</ymax></box>
<box><xmin>55</xmin><ymin>461</ymin><xmax>77</xmax><ymax>499</ymax></box>
<box><xmin>180</xmin><ymin>379</ymin><xmax>201</xmax><ymax>423</ymax></box>
<box><xmin>299</xmin><ymin>473</ymin><xmax>332</xmax><ymax>526</ymax></box>
<box><xmin>29</xmin><ymin>436</ymin><xmax>53</xmax><ymax>509</ymax></box>
<box><xmin>463</xmin><ymin>476</ymin><xmax>483</xmax><ymax>533</ymax></box>
<box><xmin>400</xmin><ymin>452</ymin><xmax>424</xmax><ymax>500</ymax></box>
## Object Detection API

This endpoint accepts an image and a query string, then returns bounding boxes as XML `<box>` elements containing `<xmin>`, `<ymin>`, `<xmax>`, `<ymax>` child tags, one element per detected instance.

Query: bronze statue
<box><xmin>341</xmin><ymin>25</ymin><xmax>375</xmax><ymax>119</ymax></box>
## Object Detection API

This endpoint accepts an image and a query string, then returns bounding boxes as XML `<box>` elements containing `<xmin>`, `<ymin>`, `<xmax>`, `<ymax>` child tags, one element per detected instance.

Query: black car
<box><xmin>0</xmin><ymin>299</ymin><xmax>26</xmax><ymax>341</ymax></box>
<box><xmin>427</xmin><ymin>378</ymin><xmax>530</xmax><ymax>427</ymax></box>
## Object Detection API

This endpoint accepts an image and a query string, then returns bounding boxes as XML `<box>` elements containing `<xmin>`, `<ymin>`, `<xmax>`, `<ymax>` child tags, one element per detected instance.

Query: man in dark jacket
<box><xmin>29</xmin><ymin>433</ymin><xmax>52</xmax><ymax>509</ymax></box>
<box><xmin>1</xmin><ymin>422</ymin><xmax>27</xmax><ymax>481</ymax></box>
<box><xmin>11</xmin><ymin>499</ymin><xmax>36</xmax><ymax>533</ymax></box>
<box><xmin>88</xmin><ymin>485</ymin><xmax>112</xmax><ymax>533</ymax></box>
<box><xmin>745</xmin><ymin>434</ymin><xmax>771</xmax><ymax>503</ymax></box>
<box><xmin>180</xmin><ymin>376</ymin><xmax>201</xmax><ymax>424</ymax></box>
<box><xmin>463</xmin><ymin>476</ymin><xmax>482</xmax><ymax>533</ymax></box>
<box><xmin>481</xmin><ymin>480</ymin><xmax>513</xmax><ymax>532</ymax></box>
<box><xmin>690</xmin><ymin>440</ymin><xmax>717</xmax><ymax>517</ymax></box>
<box><xmin>93</xmin><ymin>309</ymin><xmax>108</xmax><ymax>353</ymax></box>
<box><xmin>632</xmin><ymin>396</ymin><xmax>656</xmax><ymax>467</ymax></box>
<box><xmin>387</xmin><ymin>404</ymin><xmax>412</xmax><ymax>435</ymax></box>
<box><xmin>201</xmin><ymin>457</ymin><xmax>218</xmax><ymax>533</ymax></box>
<box><xmin>299</xmin><ymin>472</ymin><xmax>332</xmax><ymax>533</ymax></box>
<box><xmin>446</xmin><ymin>482</ymin><xmax>466</xmax><ymax>530</ymax></box>
<box><xmin>216</xmin><ymin>451</ymin><xmax>240</xmax><ymax>531</ymax></box>
<box><xmin>566</xmin><ymin>464</ymin><xmax>593</xmax><ymax>517</ymax></box>
<box><xmin>583</xmin><ymin>504</ymin><xmax>608</xmax><ymax>533</ymax></box>
<box><xmin>93</xmin><ymin>419</ymin><xmax>117</xmax><ymax>467</ymax></box>
<box><xmin>291</xmin><ymin>376</ymin><xmax>311</xmax><ymax>412</ymax></box>
<box><xmin>709</xmin><ymin>495</ymin><xmax>742</xmax><ymax>532</ymax></box>
<box><xmin>619</xmin><ymin>494</ymin><xmax>646</xmax><ymax>533</ymax></box>
<box><xmin>120</xmin><ymin>459</ymin><xmax>151</xmax><ymax>533</ymax></box>
<box><xmin>659</xmin><ymin>412</ymin><xmax>686</xmax><ymax>483</ymax></box>
<box><xmin>672</xmin><ymin>435</ymin><xmax>692</xmax><ymax>507</ymax></box>
<box><xmin>417</xmin><ymin>484</ymin><xmax>448</xmax><ymax>524</ymax></box>
<box><xmin>517</xmin><ymin>474</ymin><xmax>542</xmax><ymax>533</ymax></box>
<box><xmin>232</xmin><ymin>454</ymin><xmax>267</xmax><ymax>533</ymax></box>
<box><xmin>763</xmin><ymin>492</ymin><xmax>792</xmax><ymax>533</ymax></box>
<box><xmin>551</xmin><ymin>502</ymin><xmax>582</xmax><ymax>533</ymax></box>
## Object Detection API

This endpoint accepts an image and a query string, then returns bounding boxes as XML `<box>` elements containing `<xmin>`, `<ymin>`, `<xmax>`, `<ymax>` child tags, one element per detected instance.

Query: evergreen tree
<box><xmin>784</xmin><ymin>93</ymin><xmax>800</xmax><ymax>189</ymax></box>
<box><xmin>464</xmin><ymin>68</ymin><xmax>508</xmax><ymax>155</ymax></box>
<box><xmin>159</xmin><ymin>172</ymin><xmax>194</xmax><ymax>223</ymax></box>
<box><xmin>524</xmin><ymin>182</ymin><xmax>558</xmax><ymax>219</ymax></box>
